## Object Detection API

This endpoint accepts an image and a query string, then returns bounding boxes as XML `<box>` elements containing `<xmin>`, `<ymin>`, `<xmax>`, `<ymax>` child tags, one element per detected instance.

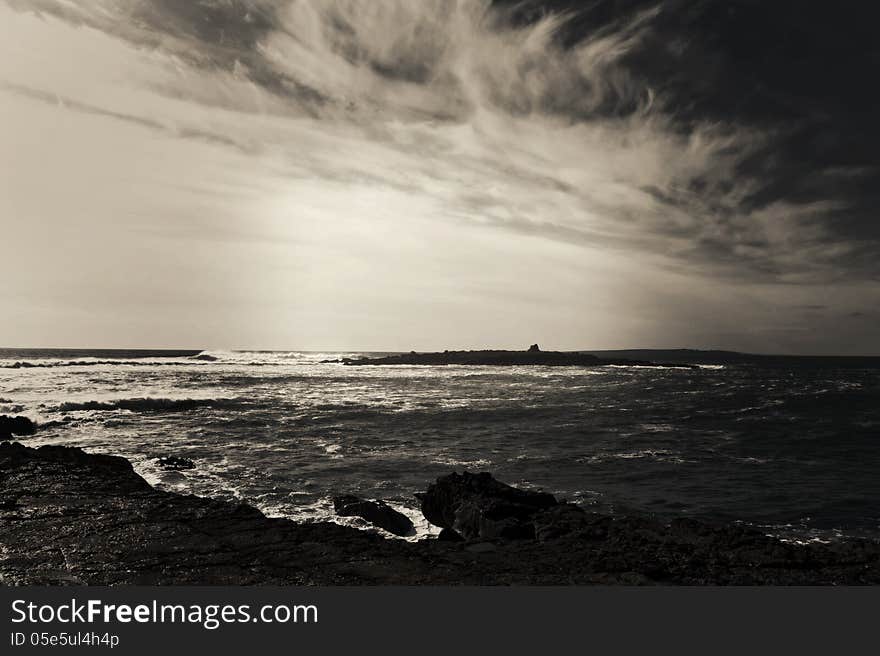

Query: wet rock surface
<box><xmin>333</xmin><ymin>494</ymin><xmax>414</xmax><ymax>536</ymax></box>
<box><xmin>1</xmin><ymin>442</ymin><xmax>879</xmax><ymax>585</ymax></box>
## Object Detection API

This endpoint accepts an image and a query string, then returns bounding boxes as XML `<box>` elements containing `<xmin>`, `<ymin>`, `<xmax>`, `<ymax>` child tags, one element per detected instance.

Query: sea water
<box><xmin>2</xmin><ymin>348</ymin><xmax>878</xmax><ymax>543</ymax></box>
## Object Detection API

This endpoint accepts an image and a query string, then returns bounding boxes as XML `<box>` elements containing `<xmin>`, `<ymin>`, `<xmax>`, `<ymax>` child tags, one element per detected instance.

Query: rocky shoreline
<box><xmin>1</xmin><ymin>440</ymin><xmax>879</xmax><ymax>585</ymax></box>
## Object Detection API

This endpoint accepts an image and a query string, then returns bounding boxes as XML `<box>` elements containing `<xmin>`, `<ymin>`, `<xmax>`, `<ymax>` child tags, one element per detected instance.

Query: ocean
<box><xmin>2</xmin><ymin>348</ymin><xmax>878</xmax><ymax>543</ymax></box>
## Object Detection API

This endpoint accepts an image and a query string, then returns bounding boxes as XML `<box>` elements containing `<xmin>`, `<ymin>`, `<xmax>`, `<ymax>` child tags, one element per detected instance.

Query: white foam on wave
<box><xmin>638</xmin><ymin>422</ymin><xmax>676</xmax><ymax>433</ymax></box>
<box><xmin>190</xmin><ymin>350</ymin><xmax>371</xmax><ymax>367</ymax></box>
<box><xmin>432</xmin><ymin>456</ymin><xmax>493</xmax><ymax>469</ymax></box>
<box><xmin>314</xmin><ymin>439</ymin><xmax>344</xmax><ymax>459</ymax></box>
<box><xmin>585</xmin><ymin>449</ymin><xmax>689</xmax><ymax>464</ymax></box>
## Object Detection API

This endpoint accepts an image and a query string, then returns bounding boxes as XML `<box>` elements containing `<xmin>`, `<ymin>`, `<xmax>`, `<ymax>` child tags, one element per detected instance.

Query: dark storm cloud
<box><xmin>496</xmin><ymin>0</ymin><xmax>880</xmax><ymax>280</ymax></box>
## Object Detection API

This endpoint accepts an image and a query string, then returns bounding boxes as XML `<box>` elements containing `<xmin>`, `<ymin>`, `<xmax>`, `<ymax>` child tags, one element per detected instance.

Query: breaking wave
<box><xmin>1</xmin><ymin>360</ymin><xmax>211</xmax><ymax>369</ymax></box>
<box><xmin>56</xmin><ymin>397</ymin><xmax>244</xmax><ymax>413</ymax></box>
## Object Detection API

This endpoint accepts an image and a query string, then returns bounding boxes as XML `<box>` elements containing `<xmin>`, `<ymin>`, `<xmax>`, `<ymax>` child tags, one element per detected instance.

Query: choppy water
<box><xmin>2</xmin><ymin>348</ymin><xmax>879</xmax><ymax>543</ymax></box>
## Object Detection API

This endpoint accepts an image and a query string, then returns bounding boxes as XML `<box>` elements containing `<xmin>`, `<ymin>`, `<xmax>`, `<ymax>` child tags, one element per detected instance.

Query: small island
<box><xmin>330</xmin><ymin>344</ymin><xmax>698</xmax><ymax>369</ymax></box>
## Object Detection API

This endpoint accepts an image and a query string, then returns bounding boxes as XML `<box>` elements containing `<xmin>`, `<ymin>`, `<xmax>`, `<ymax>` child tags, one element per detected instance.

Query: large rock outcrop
<box><xmin>417</xmin><ymin>472</ymin><xmax>558</xmax><ymax>540</ymax></box>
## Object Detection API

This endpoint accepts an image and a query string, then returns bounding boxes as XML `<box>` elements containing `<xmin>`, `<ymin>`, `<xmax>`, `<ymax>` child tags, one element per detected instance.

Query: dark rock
<box><xmin>333</xmin><ymin>494</ymin><xmax>414</xmax><ymax>537</ymax></box>
<box><xmin>532</xmin><ymin>503</ymin><xmax>598</xmax><ymax>541</ymax></box>
<box><xmin>528</xmin><ymin>344</ymin><xmax>541</xmax><ymax>352</ymax></box>
<box><xmin>0</xmin><ymin>415</ymin><xmax>36</xmax><ymax>440</ymax></box>
<box><xmin>418</xmin><ymin>472</ymin><xmax>558</xmax><ymax>540</ymax></box>
<box><xmin>437</xmin><ymin>527</ymin><xmax>464</xmax><ymax>542</ymax></box>
<box><xmin>156</xmin><ymin>455</ymin><xmax>196</xmax><ymax>470</ymax></box>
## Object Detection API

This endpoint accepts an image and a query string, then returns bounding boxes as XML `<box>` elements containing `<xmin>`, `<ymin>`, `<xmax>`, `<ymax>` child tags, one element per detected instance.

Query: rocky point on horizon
<box><xmin>327</xmin><ymin>345</ymin><xmax>698</xmax><ymax>368</ymax></box>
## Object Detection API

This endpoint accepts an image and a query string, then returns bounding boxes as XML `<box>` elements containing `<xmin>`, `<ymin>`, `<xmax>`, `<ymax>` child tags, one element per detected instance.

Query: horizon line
<box><xmin>2</xmin><ymin>345</ymin><xmax>880</xmax><ymax>358</ymax></box>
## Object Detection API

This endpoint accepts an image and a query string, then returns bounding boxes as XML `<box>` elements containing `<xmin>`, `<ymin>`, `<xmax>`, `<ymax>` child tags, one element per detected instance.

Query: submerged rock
<box><xmin>333</xmin><ymin>494</ymin><xmax>414</xmax><ymax>537</ymax></box>
<box><xmin>0</xmin><ymin>415</ymin><xmax>36</xmax><ymax>440</ymax></box>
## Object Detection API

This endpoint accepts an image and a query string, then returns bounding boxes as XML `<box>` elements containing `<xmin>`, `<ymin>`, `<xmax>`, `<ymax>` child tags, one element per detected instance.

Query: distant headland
<box><xmin>326</xmin><ymin>344</ymin><xmax>698</xmax><ymax>369</ymax></box>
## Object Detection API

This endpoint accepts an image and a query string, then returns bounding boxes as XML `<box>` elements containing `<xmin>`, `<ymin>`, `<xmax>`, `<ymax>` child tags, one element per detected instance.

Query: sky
<box><xmin>1</xmin><ymin>0</ymin><xmax>878</xmax><ymax>353</ymax></box>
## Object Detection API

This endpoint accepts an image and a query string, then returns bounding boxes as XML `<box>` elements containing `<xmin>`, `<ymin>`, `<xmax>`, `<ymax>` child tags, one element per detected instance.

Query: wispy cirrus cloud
<box><xmin>6</xmin><ymin>0</ymin><xmax>874</xmax><ymax>283</ymax></box>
